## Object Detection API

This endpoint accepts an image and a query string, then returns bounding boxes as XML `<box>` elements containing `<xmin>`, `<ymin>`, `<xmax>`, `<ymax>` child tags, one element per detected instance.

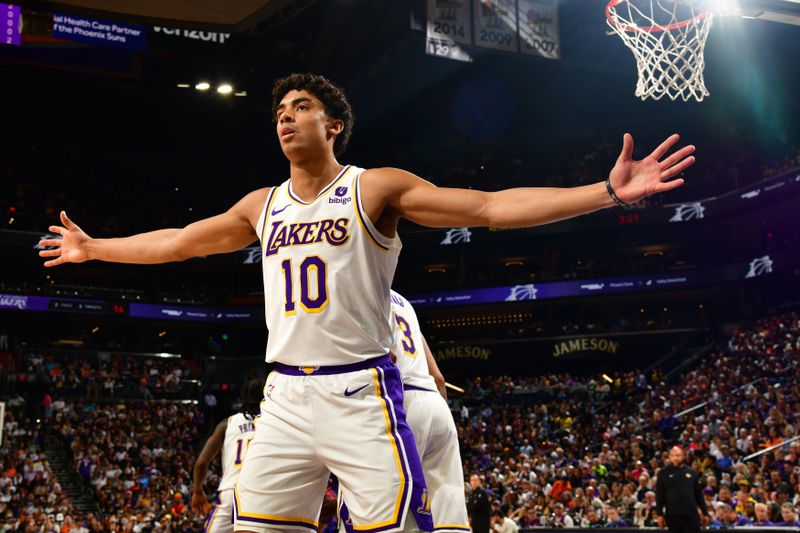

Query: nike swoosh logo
<box><xmin>344</xmin><ymin>384</ymin><xmax>369</xmax><ymax>397</ymax></box>
<box><xmin>271</xmin><ymin>205</ymin><xmax>290</xmax><ymax>216</ymax></box>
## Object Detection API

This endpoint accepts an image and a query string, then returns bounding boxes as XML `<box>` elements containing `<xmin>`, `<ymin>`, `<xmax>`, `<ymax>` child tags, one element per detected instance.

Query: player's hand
<box><xmin>608</xmin><ymin>133</ymin><xmax>695</xmax><ymax>204</ymax></box>
<box><xmin>38</xmin><ymin>211</ymin><xmax>92</xmax><ymax>267</ymax></box>
<box><xmin>191</xmin><ymin>490</ymin><xmax>211</xmax><ymax>516</ymax></box>
<box><xmin>657</xmin><ymin>516</ymin><xmax>666</xmax><ymax>529</ymax></box>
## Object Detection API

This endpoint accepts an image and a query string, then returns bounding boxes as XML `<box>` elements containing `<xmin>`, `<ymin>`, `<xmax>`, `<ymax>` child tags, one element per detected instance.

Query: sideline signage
<box><xmin>53</xmin><ymin>13</ymin><xmax>146</xmax><ymax>51</ymax></box>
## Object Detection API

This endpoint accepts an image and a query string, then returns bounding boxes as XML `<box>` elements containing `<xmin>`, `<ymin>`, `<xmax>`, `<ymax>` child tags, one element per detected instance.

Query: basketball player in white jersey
<box><xmin>39</xmin><ymin>73</ymin><xmax>694</xmax><ymax>533</ymax></box>
<box><xmin>192</xmin><ymin>379</ymin><xmax>262</xmax><ymax>533</ymax></box>
<box><xmin>339</xmin><ymin>290</ymin><xmax>468</xmax><ymax>533</ymax></box>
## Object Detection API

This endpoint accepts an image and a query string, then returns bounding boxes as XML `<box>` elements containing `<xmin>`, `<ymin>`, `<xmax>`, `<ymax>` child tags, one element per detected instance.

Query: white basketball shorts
<box><xmin>205</xmin><ymin>489</ymin><xmax>234</xmax><ymax>533</ymax></box>
<box><xmin>234</xmin><ymin>356</ymin><xmax>433</xmax><ymax>533</ymax></box>
<box><xmin>339</xmin><ymin>387</ymin><xmax>469</xmax><ymax>533</ymax></box>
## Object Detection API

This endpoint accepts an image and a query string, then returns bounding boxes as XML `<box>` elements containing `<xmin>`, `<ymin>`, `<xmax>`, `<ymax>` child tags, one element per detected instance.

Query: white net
<box><xmin>606</xmin><ymin>0</ymin><xmax>714</xmax><ymax>102</ymax></box>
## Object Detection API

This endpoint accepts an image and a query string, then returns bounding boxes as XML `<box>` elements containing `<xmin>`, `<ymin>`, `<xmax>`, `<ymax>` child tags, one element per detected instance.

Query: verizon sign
<box><xmin>153</xmin><ymin>26</ymin><xmax>230</xmax><ymax>44</ymax></box>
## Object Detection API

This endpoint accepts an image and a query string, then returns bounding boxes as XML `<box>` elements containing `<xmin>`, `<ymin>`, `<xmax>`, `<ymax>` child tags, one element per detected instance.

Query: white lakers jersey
<box><xmin>390</xmin><ymin>290</ymin><xmax>437</xmax><ymax>391</ymax></box>
<box><xmin>218</xmin><ymin>413</ymin><xmax>255</xmax><ymax>492</ymax></box>
<box><xmin>255</xmin><ymin>165</ymin><xmax>401</xmax><ymax>366</ymax></box>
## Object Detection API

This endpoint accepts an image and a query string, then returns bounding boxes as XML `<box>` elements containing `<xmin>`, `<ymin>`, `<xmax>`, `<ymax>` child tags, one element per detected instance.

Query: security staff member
<box><xmin>655</xmin><ymin>446</ymin><xmax>709</xmax><ymax>533</ymax></box>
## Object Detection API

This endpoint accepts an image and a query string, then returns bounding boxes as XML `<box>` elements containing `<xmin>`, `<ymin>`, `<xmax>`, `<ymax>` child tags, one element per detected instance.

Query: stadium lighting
<box><xmin>195</xmin><ymin>82</ymin><xmax>211</xmax><ymax>91</ymax></box>
<box><xmin>704</xmin><ymin>0</ymin><xmax>742</xmax><ymax>16</ymax></box>
<box><xmin>217</xmin><ymin>84</ymin><xmax>233</xmax><ymax>95</ymax></box>
<box><xmin>234</xmin><ymin>91</ymin><xmax>248</xmax><ymax>97</ymax></box>
<box><xmin>176</xmin><ymin>83</ymin><xmax>191</xmax><ymax>88</ymax></box>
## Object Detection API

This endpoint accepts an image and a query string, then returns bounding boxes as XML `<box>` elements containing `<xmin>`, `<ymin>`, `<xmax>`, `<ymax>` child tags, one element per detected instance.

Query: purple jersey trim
<box><xmin>403</xmin><ymin>385</ymin><xmax>436</xmax><ymax>393</ymax></box>
<box><xmin>288</xmin><ymin>165</ymin><xmax>352</xmax><ymax>205</ymax></box>
<box><xmin>259</xmin><ymin>186</ymin><xmax>279</xmax><ymax>245</ymax></box>
<box><xmin>354</xmin><ymin>174</ymin><xmax>391</xmax><ymax>252</ymax></box>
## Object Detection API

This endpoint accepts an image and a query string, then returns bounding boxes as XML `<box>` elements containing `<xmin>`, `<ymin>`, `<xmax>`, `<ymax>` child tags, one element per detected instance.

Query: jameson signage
<box><xmin>552</xmin><ymin>337</ymin><xmax>620</xmax><ymax>358</ymax></box>
<box><xmin>432</xmin><ymin>330</ymin><xmax>698</xmax><ymax>375</ymax></box>
<box><xmin>434</xmin><ymin>345</ymin><xmax>493</xmax><ymax>361</ymax></box>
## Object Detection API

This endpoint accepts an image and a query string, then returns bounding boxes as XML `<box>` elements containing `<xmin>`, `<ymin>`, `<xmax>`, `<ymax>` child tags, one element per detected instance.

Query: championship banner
<box><xmin>472</xmin><ymin>0</ymin><xmax>518</xmax><ymax>53</ymax></box>
<box><xmin>1</xmin><ymin>3</ymin><xmax>20</xmax><ymax>46</ymax></box>
<box><xmin>426</xmin><ymin>0</ymin><xmax>473</xmax><ymax>62</ymax></box>
<box><xmin>517</xmin><ymin>0</ymin><xmax>561</xmax><ymax>59</ymax></box>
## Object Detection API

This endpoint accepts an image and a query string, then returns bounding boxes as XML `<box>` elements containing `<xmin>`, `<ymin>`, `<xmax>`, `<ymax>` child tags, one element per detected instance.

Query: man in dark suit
<box><xmin>468</xmin><ymin>474</ymin><xmax>490</xmax><ymax>533</ymax></box>
<box><xmin>656</xmin><ymin>446</ymin><xmax>709</xmax><ymax>533</ymax></box>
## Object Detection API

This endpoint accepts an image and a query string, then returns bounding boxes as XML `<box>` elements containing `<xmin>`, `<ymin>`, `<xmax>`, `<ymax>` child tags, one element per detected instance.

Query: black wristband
<box><xmin>605</xmin><ymin>178</ymin><xmax>630</xmax><ymax>208</ymax></box>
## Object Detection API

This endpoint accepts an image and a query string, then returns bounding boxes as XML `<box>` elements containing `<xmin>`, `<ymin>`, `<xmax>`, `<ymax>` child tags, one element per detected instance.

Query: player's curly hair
<box><xmin>272</xmin><ymin>73</ymin><xmax>354</xmax><ymax>158</ymax></box>
<box><xmin>239</xmin><ymin>377</ymin><xmax>263</xmax><ymax>418</ymax></box>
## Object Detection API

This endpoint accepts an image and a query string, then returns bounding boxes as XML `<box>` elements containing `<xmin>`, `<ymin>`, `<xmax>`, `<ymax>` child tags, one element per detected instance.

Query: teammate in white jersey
<box><xmin>192</xmin><ymin>379</ymin><xmax>262</xmax><ymax>533</ymax></box>
<box><xmin>339</xmin><ymin>291</ymin><xmax>469</xmax><ymax>533</ymax></box>
<box><xmin>39</xmin><ymin>73</ymin><xmax>694</xmax><ymax>533</ymax></box>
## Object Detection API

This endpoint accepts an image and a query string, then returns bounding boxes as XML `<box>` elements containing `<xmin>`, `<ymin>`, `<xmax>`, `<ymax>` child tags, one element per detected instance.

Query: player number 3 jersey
<box><xmin>255</xmin><ymin>165</ymin><xmax>402</xmax><ymax>366</ymax></box>
<box><xmin>390</xmin><ymin>290</ymin><xmax>437</xmax><ymax>392</ymax></box>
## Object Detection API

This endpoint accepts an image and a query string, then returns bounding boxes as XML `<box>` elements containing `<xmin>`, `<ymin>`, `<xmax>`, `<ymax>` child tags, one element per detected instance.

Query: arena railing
<box><xmin>743</xmin><ymin>434</ymin><xmax>800</xmax><ymax>462</ymax></box>
<box><xmin>672</xmin><ymin>377</ymin><xmax>765</xmax><ymax>419</ymax></box>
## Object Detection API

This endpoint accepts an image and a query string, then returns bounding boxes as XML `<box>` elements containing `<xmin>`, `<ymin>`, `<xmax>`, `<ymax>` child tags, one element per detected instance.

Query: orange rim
<box><xmin>606</xmin><ymin>0</ymin><xmax>710</xmax><ymax>33</ymax></box>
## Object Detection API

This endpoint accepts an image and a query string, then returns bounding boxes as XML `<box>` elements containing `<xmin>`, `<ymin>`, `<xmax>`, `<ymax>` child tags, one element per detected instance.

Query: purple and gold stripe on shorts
<box><xmin>233</xmin><ymin>484</ymin><xmax>318</xmax><ymax>531</ymax></box>
<box><xmin>202</xmin><ymin>504</ymin><xmax>217</xmax><ymax>533</ymax></box>
<box><xmin>274</xmin><ymin>354</ymin><xmax>390</xmax><ymax>376</ymax></box>
<box><xmin>349</xmin><ymin>366</ymin><xmax>411</xmax><ymax>533</ymax></box>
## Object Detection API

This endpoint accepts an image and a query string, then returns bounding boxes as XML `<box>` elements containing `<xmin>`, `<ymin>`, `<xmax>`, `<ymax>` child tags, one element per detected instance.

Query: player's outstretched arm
<box><xmin>191</xmin><ymin>418</ymin><xmax>228</xmax><ymax>516</ymax></box>
<box><xmin>38</xmin><ymin>188</ymin><xmax>268</xmax><ymax>267</ymax></box>
<box><xmin>421</xmin><ymin>335</ymin><xmax>447</xmax><ymax>400</ymax></box>
<box><xmin>364</xmin><ymin>134</ymin><xmax>694</xmax><ymax>229</ymax></box>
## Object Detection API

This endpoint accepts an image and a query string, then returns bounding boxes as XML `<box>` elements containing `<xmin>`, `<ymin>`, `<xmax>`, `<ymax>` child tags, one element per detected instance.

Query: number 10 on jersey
<box><xmin>281</xmin><ymin>256</ymin><xmax>329</xmax><ymax>315</ymax></box>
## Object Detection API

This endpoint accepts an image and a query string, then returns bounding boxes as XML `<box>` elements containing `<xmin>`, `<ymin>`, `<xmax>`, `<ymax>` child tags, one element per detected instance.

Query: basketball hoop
<box><xmin>606</xmin><ymin>0</ymin><xmax>713</xmax><ymax>102</ymax></box>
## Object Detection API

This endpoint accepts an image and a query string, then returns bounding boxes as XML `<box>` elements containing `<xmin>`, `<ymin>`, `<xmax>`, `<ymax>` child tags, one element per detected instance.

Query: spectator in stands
<box><xmin>779</xmin><ymin>503</ymin><xmax>800</xmax><ymax>526</ymax></box>
<box><xmin>551</xmin><ymin>503</ymin><xmax>574</xmax><ymax>527</ymax></box>
<box><xmin>752</xmin><ymin>502</ymin><xmax>775</xmax><ymax>526</ymax></box>
<box><xmin>491</xmin><ymin>510</ymin><xmax>519</xmax><ymax>533</ymax></box>
<box><xmin>717</xmin><ymin>503</ymin><xmax>751</xmax><ymax>527</ymax></box>
<box><xmin>581</xmin><ymin>509</ymin><xmax>604</xmax><ymax>528</ymax></box>
<box><xmin>604</xmin><ymin>506</ymin><xmax>628</xmax><ymax>527</ymax></box>
<box><xmin>550</xmin><ymin>472</ymin><xmax>572</xmax><ymax>502</ymax></box>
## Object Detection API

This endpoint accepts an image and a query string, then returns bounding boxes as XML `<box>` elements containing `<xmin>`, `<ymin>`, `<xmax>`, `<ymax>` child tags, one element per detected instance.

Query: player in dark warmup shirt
<box><xmin>655</xmin><ymin>447</ymin><xmax>709</xmax><ymax>533</ymax></box>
